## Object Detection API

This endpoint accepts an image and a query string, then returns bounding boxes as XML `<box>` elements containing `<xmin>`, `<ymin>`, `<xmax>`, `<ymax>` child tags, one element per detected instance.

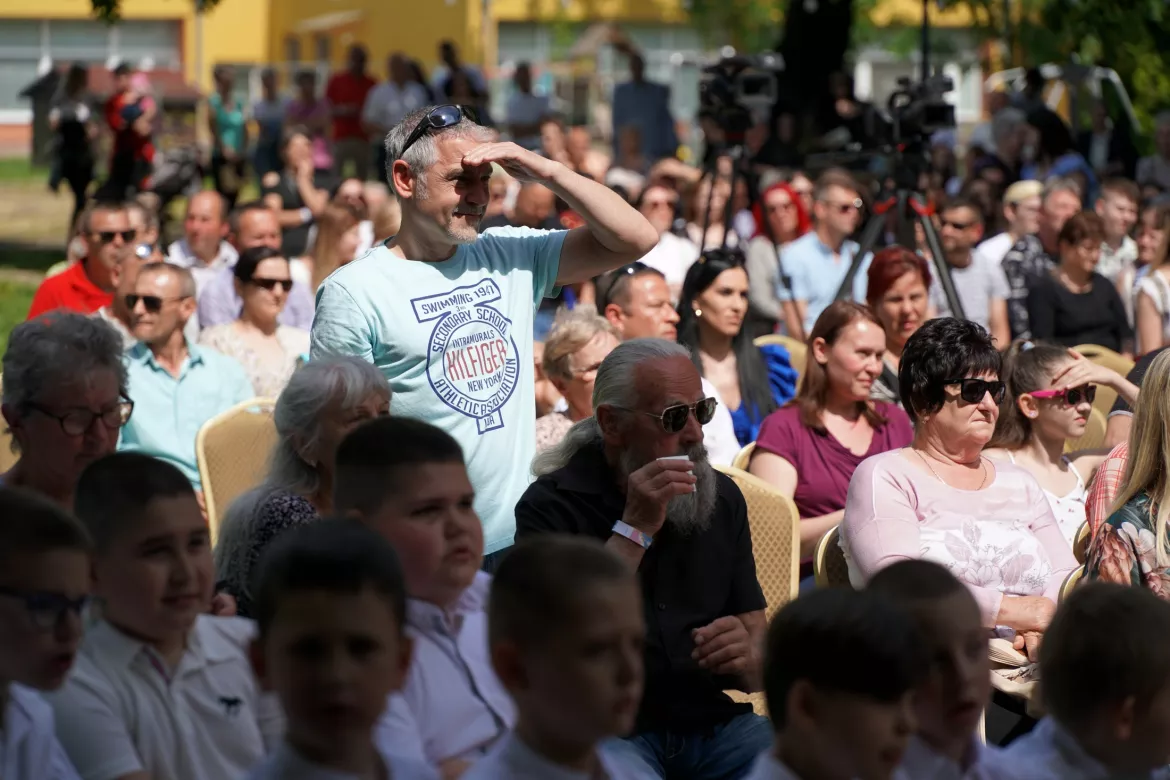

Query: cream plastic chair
<box><xmin>716</xmin><ymin>465</ymin><xmax>802</xmax><ymax>716</ymax></box>
<box><xmin>1073</xmin><ymin>344</ymin><xmax>1134</xmax><ymax>420</ymax></box>
<box><xmin>731</xmin><ymin>442</ymin><xmax>756</xmax><ymax>471</ymax></box>
<box><xmin>195</xmin><ymin>397</ymin><xmax>277</xmax><ymax>544</ymax></box>
<box><xmin>814</xmin><ymin>525</ymin><xmax>852</xmax><ymax>588</ymax></box>
<box><xmin>1072</xmin><ymin>521</ymin><xmax>1091</xmax><ymax>565</ymax></box>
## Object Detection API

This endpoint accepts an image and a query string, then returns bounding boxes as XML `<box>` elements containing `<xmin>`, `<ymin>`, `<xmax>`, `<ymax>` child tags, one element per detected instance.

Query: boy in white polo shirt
<box><xmin>465</xmin><ymin>536</ymin><xmax>656</xmax><ymax>780</ymax></box>
<box><xmin>246</xmin><ymin>519</ymin><xmax>437</xmax><ymax>780</ymax></box>
<box><xmin>0</xmin><ymin>488</ymin><xmax>89</xmax><ymax>780</ymax></box>
<box><xmin>48</xmin><ymin>453</ymin><xmax>282</xmax><ymax>780</ymax></box>
<box><xmin>335</xmin><ymin>417</ymin><xmax>515</xmax><ymax>776</ymax></box>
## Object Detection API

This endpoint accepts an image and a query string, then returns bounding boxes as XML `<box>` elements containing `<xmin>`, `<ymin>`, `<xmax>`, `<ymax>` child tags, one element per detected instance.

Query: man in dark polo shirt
<box><xmin>515</xmin><ymin>337</ymin><xmax>770</xmax><ymax>780</ymax></box>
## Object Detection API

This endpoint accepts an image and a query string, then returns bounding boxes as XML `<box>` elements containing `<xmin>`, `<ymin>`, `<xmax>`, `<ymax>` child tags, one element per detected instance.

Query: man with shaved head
<box><xmin>167</xmin><ymin>190</ymin><xmax>237</xmax><ymax>297</ymax></box>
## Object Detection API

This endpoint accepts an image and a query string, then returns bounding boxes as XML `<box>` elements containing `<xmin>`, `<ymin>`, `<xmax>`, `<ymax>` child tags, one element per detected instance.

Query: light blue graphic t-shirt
<box><xmin>310</xmin><ymin>226</ymin><xmax>566</xmax><ymax>554</ymax></box>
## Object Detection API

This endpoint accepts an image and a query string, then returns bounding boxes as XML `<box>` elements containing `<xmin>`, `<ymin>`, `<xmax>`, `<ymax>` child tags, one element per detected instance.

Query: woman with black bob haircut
<box><xmin>198</xmin><ymin>245</ymin><xmax>309</xmax><ymax>398</ymax></box>
<box><xmin>676</xmin><ymin>252</ymin><xmax>799</xmax><ymax>445</ymax></box>
<box><xmin>841</xmin><ymin>318</ymin><xmax>1077</xmax><ymax>657</ymax></box>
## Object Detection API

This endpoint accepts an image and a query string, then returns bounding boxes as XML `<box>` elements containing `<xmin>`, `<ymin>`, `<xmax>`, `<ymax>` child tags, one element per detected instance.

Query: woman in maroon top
<box><xmin>749</xmin><ymin>300</ymin><xmax>914</xmax><ymax>580</ymax></box>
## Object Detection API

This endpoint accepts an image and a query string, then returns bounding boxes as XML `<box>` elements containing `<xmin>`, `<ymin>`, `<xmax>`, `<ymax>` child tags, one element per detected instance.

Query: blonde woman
<box><xmin>534</xmin><ymin>306</ymin><xmax>620</xmax><ymax>452</ymax></box>
<box><xmin>308</xmin><ymin>204</ymin><xmax>362</xmax><ymax>292</ymax></box>
<box><xmin>1087</xmin><ymin>349</ymin><xmax>1170</xmax><ymax>595</ymax></box>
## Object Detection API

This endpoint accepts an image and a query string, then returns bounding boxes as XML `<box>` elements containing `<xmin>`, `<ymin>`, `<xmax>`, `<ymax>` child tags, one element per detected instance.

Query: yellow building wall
<box><xmin>0</xmin><ymin>0</ymin><xmax>270</xmax><ymax>92</ymax></box>
<box><xmin>490</xmin><ymin>0</ymin><xmax>688</xmax><ymax>23</ymax></box>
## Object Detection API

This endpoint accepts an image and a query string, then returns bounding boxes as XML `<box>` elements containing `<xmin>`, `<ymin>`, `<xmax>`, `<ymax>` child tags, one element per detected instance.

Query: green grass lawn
<box><xmin>0</xmin><ymin>280</ymin><xmax>36</xmax><ymax>356</ymax></box>
<box><xmin>0</xmin><ymin>158</ymin><xmax>51</xmax><ymax>185</ymax></box>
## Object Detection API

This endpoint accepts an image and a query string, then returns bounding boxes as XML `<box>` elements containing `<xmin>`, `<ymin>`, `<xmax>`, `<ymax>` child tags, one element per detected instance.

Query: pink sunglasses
<box><xmin>1029</xmin><ymin>385</ymin><xmax>1096</xmax><ymax>405</ymax></box>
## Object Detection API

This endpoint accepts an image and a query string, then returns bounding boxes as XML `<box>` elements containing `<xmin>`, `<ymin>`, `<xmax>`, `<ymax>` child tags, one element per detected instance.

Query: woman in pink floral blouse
<box><xmin>842</xmin><ymin>318</ymin><xmax>1078</xmax><ymax>659</ymax></box>
<box><xmin>1087</xmin><ymin>349</ymin><xmax>1170</xmax><ymax>596</ymax></box>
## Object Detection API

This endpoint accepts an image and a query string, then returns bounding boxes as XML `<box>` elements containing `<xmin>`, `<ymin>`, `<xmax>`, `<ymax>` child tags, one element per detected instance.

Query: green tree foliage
<box><xmin>91</xmin><ymin>0</ymin><xmax>222</xmax><ymax>23</ymax></box>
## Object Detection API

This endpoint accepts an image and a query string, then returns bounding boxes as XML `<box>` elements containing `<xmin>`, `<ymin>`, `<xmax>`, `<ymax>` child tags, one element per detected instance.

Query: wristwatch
<box><xmin>612</xmin><ymin>520</ymin><xmax>653</xmax><ymax>549</ymax></box>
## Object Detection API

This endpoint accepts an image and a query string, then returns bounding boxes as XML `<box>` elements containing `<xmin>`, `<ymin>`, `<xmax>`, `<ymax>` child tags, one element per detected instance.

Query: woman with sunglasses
<box><xmin>985</xmin><ymin>341</ymin><xmax>1138</xmax><ymax>546</ymax></box>
<box><xmin>744</xmin><ymin>181</ymin><xmax>810</xmax><ymax>338</ymax></box>
<box><xmin>677</xmin><ymin>253</ymin><xmax>799</xmax><ymax>446</ymax></box>
<box><xmin>198</xmin><ymin>246</ymin><xmax>309</xmax><ymax>398</ymax></box>
<box><xmin>1086</xmin><ymin>349</ymin><xmax>1170</xmax><ymax>596</ymax></box>
<box><xmin>842</xmin><ymin>318</ymin><xmax>1078</xmax><ymax>656</ymax></box>
<box><xmin>749</xmin><ymin>302</ymin><xmax>913</xmax><ymax>585</ymax></box>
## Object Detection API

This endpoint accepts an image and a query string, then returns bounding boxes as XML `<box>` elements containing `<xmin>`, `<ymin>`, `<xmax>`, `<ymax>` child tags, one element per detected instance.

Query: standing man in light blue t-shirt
<box><xmin>311</xmin><ymin>104</ymin><xmax>658</xmax><ymax>567</ymax></box>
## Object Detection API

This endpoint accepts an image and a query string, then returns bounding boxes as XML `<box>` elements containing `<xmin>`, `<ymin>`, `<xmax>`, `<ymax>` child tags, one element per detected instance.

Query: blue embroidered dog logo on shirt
<box><xmin>411</xmin><ymin>279</ymin><xmax>520</xmax><ymax>434</ymax></box>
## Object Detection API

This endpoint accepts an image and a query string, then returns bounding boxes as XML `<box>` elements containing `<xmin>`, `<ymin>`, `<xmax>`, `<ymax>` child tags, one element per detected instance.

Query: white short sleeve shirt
<box><xmin>246</xmin><ymin>740</ymin><xmax>438</xmax><ymax>780</ymax></box>
<box><xmin>462</xmin><ymin>733</ymin><xmax>658</xmax><ymax>780</ymax></box>
<box><xmin>310</xmin><ymin>227</ymin><xmax>566</xmax><ymax>554</ymax></box>
<box><xmin>1</xmin><ymin>683</ymin><xmax>80</xmax><ymax>780</ymax></box>
<box><xmin>46</xmin><ymin>615</ymin><xmax>283</xmax><ymax>780</ymax></box>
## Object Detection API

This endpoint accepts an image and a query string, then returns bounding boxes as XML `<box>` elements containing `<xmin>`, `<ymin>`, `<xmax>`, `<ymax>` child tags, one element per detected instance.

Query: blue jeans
<box><xmin>606</xmin><ymin>712</ymin><xmax>773</xmax><ymax>779</ymax></box>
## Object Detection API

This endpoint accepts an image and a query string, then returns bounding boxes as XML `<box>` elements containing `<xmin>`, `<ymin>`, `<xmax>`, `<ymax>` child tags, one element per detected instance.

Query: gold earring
<box><xmin>694</xmin><ymin>309</ymin><xmax>702</xmax><ymax>318</ymax></box>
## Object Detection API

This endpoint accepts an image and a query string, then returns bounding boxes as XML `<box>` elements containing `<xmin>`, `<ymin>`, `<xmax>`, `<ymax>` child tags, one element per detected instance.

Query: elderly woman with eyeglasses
<box><xmin>0</xmin><ymin>313</ymin><xmax>131</xmax><ymax>506</ymax></box>
<box><xmin>198</xmin><ymin>246</ymin><xmax>309</xmax><ymax>398</ymax></box>
<box><xmin>841</xmin><ymin>318</ymin><xmax>1077</xmax><ymax>658</ymax></box>
<box><xmin>535</xmin><ymin>306</ymin><xmax>621</xmax><ymax>452</ymax></box>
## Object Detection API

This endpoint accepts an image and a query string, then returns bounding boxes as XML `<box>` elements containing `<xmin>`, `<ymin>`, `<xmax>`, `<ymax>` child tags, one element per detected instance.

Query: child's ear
<box><xmin>787</xmin><ymin>679</ymin><xmax>820</xmax><ymax>731</ymax></box>
<box><xmin>1113</xmin><ymin>695</ymin><xmax>1137</xmax><ymax>742</ymax></box>
<box><xmin>249</xmin><ymin>637</ymin><xmax>271</xmax><ymax>691</ymax></box>
<box><xmin>490</xmin><ymin>640</ymin><xmax>526</xmax><ymax>692</ymax></box>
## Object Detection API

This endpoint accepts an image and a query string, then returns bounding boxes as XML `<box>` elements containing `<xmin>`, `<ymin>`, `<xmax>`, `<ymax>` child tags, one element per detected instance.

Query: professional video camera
<box><xmin>886</xmin><ymin>73</ymin><xmax>956</xmax><ymax>143</ymax></box>
<box><xmin>698</xmin><ymin>52</ymin><xmax>784</xmax><ymax>139</ymax></box>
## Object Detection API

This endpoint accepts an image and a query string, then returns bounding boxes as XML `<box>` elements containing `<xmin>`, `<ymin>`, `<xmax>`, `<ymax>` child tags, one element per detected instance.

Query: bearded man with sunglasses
<box><xmin>28</xmin><ymin>201</ymin><xmax>132</xmax><ymax>320</ymax></box>
<box><xmin>516</xmin><ymin>338</ymin><xmax>770</xmax><ymax>780</ymax></box>
<box><xmin>120</xmin><ymin>262</ymin><xmax>254</xmax><ymax>491</ymax></box>
<box><xmin>312</xmin><ymin>104</ymin><xmax>658</xmax><ymax>570</ymax></box>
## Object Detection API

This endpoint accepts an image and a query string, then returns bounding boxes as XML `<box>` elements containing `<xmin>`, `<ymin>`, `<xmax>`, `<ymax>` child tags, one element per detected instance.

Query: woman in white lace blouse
<box><xmin>841</xmin><ymin>318</ymin><xmax>1078</xmax><ymax>660</ymax></box>
<box><xmin>198</xmin><ymin>246</ymin><xmax>309</xmax><ymax>398</ymax></box>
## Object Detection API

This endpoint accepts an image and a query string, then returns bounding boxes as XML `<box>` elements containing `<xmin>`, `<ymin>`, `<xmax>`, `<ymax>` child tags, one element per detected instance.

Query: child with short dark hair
<box><xmin>0</xmin><ymin>487</ymin><xmax>90</xmax><ymax>780</ymax></box>
<box><xmin>246</xmin><ymin>519</ymin><xmax>436</xmax><ymax>779</ymax></box>
<box><xmin>334</xmin><ymin>417</ymin><xmax>514</xmax><ymax>775</ymax></box>
<box><xmin>867</xmin><ymin>560</ymin><xmax>996</xmax><ymax>778</ymax></box>
<box><xmin>464</xmin><ymin>536</ymin><xmax>653</xmax><ymax>779</ymax></box>
<box><xmin>47</xmin><ymin>452</ymin><xmax>282</xmax><ymax>780</ymax></box>
<box><xmin>748</xmin><ymin>588</ymin><xmax>925</xmax><ymax>780</ymax></box>
<box><xmin>984</xmin><ymin>582</ymin><xmax>1170</xmax><ymax>779</ymax></box>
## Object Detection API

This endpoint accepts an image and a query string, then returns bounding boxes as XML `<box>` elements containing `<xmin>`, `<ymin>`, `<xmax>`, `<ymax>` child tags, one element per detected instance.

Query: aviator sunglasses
<box><xmin>1029</xmin><ymin>384</ymin><xmax>1097</xmax><ymax>406</ymax></box>
<box><xmin>398</xmin><ymin>104</ymin><xmax>479</xmax><ymax>159</ymax></box>
<box><xmin>612</xmin><ymin>397</ymin><xmax>718</xmax><ymax>434</ymax></box>
<box><xmin>943</xmin><ymin>378</ymin><xmax>1007</xmax><ymax>405</ymax></box>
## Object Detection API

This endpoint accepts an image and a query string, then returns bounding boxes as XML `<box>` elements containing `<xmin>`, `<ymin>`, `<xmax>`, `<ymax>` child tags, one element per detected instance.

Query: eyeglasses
<box><xmin>27</xmin><ymin>397</ymin><xmax>134</xmax><ymax>436</ymax></box>
<box><xmin>612</xmin><ymin>397</ymin><xmax>718</xmax><ymax>433</ymax></box>
<box><xmin>943</xmin><ymin>378</ymin><xmax>1006</xmax><ymax>405</ymax></box>
<box><xmin>822</xmin><ymin>198</ymin><xmax>863</xmax><ymax>215</ymax></box>
<box><xmin>0</xmin><ymin>587</ymin><xmax>90</xmax><ymax>631</ymax></box>
<box><xmin>643</xmin><ymin>198</ymin><xmax>677</xmax><ymax>211</ymax></box>
<box><xmin>250</xmin><ymin>278</ymin><xmax>294</xmax><ymax>292</ymax></box>
<box><xmin>398</xmin><ymin>104</ymin><xmax>477</xmax><ymax>159</ymax></box>
<box><xmin>125</xmin><ymin>294</ymin><xmax>190</xmax><ymax>313</ymax></box>
<box><xmin>1030</xmin><ymin>384</ymin><xmax>1097</xmax><ymax>406</ymax></box>
<box><xmin>940</xmin><ymin>218</ymin><xmax>977</xmax><ymax>231</ymax></box>
<box><xmin>94</xmin><ymin>229</ymin><xmax>137</xmax><ymax>244</ymax></box>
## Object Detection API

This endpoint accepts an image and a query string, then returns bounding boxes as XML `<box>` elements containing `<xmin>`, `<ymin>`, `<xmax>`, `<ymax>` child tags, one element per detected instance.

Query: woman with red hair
<box><xmin>745</xmin><ymin>181</ymin><xmax>811</xmax><ymax>337</ymax></box>
<box><xmin>865</xmin><ymin>245</ymin><xmax>933</xmax><ymax>405</ymax></box>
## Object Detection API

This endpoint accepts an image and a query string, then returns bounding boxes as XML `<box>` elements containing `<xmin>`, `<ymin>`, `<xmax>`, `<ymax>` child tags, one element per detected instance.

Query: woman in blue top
<box><xmin>208</xmin><ymin>65</ymin><xmax>249</xmax><ymax>207</ymax></box>
<box><xmin>677</xmin><ymin>253</ymin><xmax>799</xmax><ymax>445</ymax></box>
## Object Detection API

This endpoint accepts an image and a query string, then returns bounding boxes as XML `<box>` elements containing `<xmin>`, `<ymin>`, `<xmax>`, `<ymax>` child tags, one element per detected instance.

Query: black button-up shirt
<box><xmin>514</xmin><ymin>441</ymin><xmax>766</xmax><ymax>735</ymax></box>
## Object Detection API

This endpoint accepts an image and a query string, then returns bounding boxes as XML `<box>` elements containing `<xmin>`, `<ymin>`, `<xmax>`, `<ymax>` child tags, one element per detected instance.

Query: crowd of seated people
<box><xmin>13</xmin><ymin>71</ymin><xmax>1170</xmax><ymax>780</ymax></box>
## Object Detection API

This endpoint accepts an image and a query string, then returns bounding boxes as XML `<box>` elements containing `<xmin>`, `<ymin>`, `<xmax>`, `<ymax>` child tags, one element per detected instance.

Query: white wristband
<box><xmin>299</xmin><ymin>207</ymin><xmax>313</xmax><ymax>225</ymax></box>
<box><xmin>612</xmin><ymin>520</ymin><xmax>653</xmax><ymax>550</ymax></box>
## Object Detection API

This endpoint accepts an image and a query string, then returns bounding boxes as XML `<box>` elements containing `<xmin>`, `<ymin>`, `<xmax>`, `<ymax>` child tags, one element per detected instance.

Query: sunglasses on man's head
<box><xmin>612</xmin><ymin>397</ymin><xmax>718</xmax><ymax>434</ymax></box>
<box><xmin>398</xmin><ymin>104</ymin><xmax>478</xmax><ymax>159</ymax></box>
<box><xmin>1030</xmin><ymin>384</ymin><xmax>1097</xmax><ymax>406</ymax></box>
<box><xmin>250</xmin><ymin>278</ymin><xmax>294</xmax><ymax>292</ymax></box>
<box><xmin>125</xmin><ymin>294</ymin><xmax>188</xmax><ymax>313</ymax></box>
<box><xmin>944</xmin><ymin>378</ymin><xmax>1007</xmax><ymax>405</ymax></box>
<box><xmin>95</xmin><ymin>229</ymin><xmax>137</xmax><ymax>244</ymax></box>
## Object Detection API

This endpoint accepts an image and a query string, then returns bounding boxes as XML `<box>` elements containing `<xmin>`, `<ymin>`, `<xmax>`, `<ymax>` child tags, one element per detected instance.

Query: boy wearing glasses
<box><xmin>48</xmin><ymin>453</ymin><xmax>282</xmax><ymax>780</ymax></box>
<box><xmin>28</xmin><ymin>201</ymin><xmax>132</xmax><ymax>320</ymax></box>
<box><xmin>0</xmin><ymin>488</ymin><xmax>89</xmax><ymax>780</ymax></box>
<box><xmin>334</xmin><ymin>417</ymin><xmax>515</xmax><ymax>776</ymax></box>
<box><xmin>516</xmin><ymin>338</ymin><xmax>772</xmax><ymax>780</ymax></box>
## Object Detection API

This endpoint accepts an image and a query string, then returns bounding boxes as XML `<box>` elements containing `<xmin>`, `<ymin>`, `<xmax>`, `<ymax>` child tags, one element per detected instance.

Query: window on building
<box><xmin>314</xmin><ymin>34</ymin><xmax>330</xmax><ymax>65</ymax></box>
<box><xmin>285</xmin><ymin>35</ymin><xmax>301</xmax><ymax>65</ymax></box>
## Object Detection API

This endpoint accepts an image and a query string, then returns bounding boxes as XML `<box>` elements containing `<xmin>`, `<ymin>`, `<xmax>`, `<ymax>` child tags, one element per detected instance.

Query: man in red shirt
<box><xmin>28</xmin><ymin>202</ymin><xmax>131</xmax><ymax>319</ymax></box>
<box><xmin>326</xmin><ymin>44</ymin><xmax>376</xmax><ymax>181</ymax></box>
<box><xmin>100</xmin><ymin>63</ymin><xmax>155</xmax><ymax>199</ymax></box>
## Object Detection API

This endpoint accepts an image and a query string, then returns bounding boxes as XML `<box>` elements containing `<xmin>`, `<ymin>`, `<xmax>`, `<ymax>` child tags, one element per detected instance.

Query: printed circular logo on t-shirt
<box><xmin>411</xmin><ymin>278</ymin><xmax>520</xmax><ymax>433</ymax></box>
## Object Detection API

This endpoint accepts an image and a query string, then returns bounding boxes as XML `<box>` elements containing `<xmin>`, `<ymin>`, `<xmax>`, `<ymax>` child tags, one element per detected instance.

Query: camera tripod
<box><xmin>832</xmin><ymin>183</ymin><xmax>966</xmax><ymax>321</ymax></box>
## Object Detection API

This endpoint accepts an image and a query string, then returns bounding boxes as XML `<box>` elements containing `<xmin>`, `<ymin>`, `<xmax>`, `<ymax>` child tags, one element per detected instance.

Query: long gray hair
<box><xmin>213</xmin><ymin>357</ymin><xmax>390</xmax><ymax>600</ymax></box>
<box><xmin>532</xmin><ymin>338</ymin><xmax>691</xmax><ymax>477</ymax></box>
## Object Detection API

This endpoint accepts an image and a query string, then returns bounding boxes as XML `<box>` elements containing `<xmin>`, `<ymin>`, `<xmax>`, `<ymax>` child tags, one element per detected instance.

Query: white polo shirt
<box><xmin>373</xmin><ymin>572</ymin><xmax>515</xmax><ymax>765</ymax></box>
<box><xmin>1</xmin><ymin>683</ymin><xmax>80</xmax><ymax>780</ymax></box>
<box><xmin>462</xmin><ymin>732</ymin><xmax>658</xmax><ymax>780</ymax></box>
<box><xmin>46</xmin><ymin>615</ymin><xmax>283</xmax><ymax>780</ymax></box>
<box><xmin>247</xmin><ymin>740</ymin><xmax>438</xmax><ymax>780</ymax></box>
